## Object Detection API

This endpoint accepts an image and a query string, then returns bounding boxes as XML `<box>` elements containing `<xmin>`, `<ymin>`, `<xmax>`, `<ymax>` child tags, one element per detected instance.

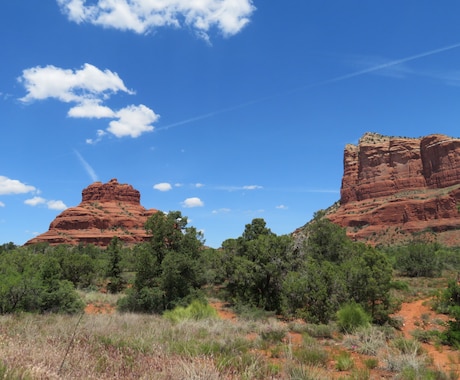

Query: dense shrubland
<box><xmin>2</xmin><ymin>210</ymin><xmax>460</xmax><ymax>324</ymax></box>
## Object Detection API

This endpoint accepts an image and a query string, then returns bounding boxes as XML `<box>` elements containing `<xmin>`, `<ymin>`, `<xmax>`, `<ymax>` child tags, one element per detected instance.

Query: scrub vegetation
<box><xmin>1</xmin><ymin>210</ymin><xmax>460</xmax><ymax>378</ymax></box>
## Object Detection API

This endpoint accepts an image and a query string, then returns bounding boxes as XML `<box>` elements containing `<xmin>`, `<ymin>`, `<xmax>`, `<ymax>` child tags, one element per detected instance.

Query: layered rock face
<box><xmin>26</xmin><ymin>179</ymin><xmax>158</xmax><ymax>246</ymax></box>
<box><xmin>327</xmin><ymin>133</ymin><xmax>460</xmax><ymax>245</ymax></box>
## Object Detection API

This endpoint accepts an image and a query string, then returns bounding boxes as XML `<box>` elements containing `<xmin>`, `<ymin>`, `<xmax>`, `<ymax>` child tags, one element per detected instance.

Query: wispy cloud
<box><xmin>18</xmin><ymin>63</ymin><xmax>159</xmax><ymax>140</ymax></box>
<box><xmin>212</xmin><ymin>208</ymin><xmax>231</xmax><ymax>214</ymax></box>
<box><xmin>215</xmin><ymin>184</ymin><xmax>264</xmax><ymax>191</ymax></box>
<box><xmin>74</xmin><ymin>150</ymin><xmax>98</xmax><ymax>182</ymax></box>
<box><xmin>157</xmin><ymin>42</ymin><xmax>460</xmax><ymax>130</ymax></box>
<box><xmin>57</xmin><ymin>0</ymin><xmax>256</xmax><ymax>40</ymax></box>
<box><xmin>276</xmin><ymin>204</ymin><xmax>288</xmax><ymax>210</ymax></box>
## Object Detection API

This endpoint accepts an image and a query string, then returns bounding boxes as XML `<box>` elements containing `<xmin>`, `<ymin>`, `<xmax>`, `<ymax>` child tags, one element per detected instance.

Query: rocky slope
<box><xmin>25</xmin><ymin>179</ymin><xmax>158</xmax><ymax>246</ymax></box>
<box><xmin>326</xmin><ymin>132</ymin><xmax>460</xmax><ymax>246</ymax></box>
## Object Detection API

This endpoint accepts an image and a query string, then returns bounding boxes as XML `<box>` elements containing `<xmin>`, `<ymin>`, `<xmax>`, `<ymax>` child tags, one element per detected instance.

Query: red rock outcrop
<box><xmin>25</xmin><ymin>179</ymin><xmax>158</xmax><ymax>247</ymax></box>
<box><xmin>327</xmin><ymin>133</ymin><xmax>460</xmax><ymax>246</ymax></box>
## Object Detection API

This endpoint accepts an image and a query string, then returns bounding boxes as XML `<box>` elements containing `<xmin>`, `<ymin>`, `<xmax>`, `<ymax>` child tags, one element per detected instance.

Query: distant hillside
<box><xmin>25</xmin><ymin>179</ymin><xmax>158</xmax><ymax>247</ymax></box>
<box><xmin>321</xmin><ymin>133</ymin><xmax>460</xmax><ymax>246</ymax></box>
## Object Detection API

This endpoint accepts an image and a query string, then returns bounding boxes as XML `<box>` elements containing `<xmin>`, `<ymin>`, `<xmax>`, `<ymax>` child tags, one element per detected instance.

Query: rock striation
<box><xmin>326</xmin><ymin>132</ymin><xmax>460</xmax><ymax>245</ymax></box>
<box><xmin>25</xmin><ymin>179</ymin><xmax>158</xmax><ymax>247</ymax></box>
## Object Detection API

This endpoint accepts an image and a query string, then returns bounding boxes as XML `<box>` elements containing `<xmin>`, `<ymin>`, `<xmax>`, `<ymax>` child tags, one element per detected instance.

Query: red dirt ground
<box><xmin>85</xmin><ymin>299</ymin><xmax>460</xmax><ymax>376</ymax></box>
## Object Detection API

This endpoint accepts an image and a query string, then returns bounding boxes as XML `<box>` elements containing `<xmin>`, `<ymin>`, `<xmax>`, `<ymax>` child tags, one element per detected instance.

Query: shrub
<box><xmin>363</xmin><ymin>358</ymin><xmax>378</xmax><ymax>369</ymax></box>
<box><xmin>336</xmin><ymin>303</ymin><xmax>371</xmax><ymax>333</ymax></box>
<box><xmin>335</xmin><ymin>351</ymin><xmax>354</xmax><ymax>371</ymax></box>
<box><xmin>163</xmin><ymin>300</ymin><xmax>218</xmax><ymax>323</ymax></box>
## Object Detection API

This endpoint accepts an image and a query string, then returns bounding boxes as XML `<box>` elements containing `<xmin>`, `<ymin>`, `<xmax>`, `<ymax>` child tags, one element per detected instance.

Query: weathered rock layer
<box><xmin>25</xmin><ymin>179</ymin><xmax>158</xmax><ymax>246</ymax></box>
<box><xmin>327</xmin><ymin>133</ymin><xmax>460</xmax><ymax>245</ymax></box>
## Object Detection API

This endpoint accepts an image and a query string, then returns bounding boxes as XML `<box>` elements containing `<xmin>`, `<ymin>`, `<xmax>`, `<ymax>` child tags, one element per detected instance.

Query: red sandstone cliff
<box><xmin>25</xmin><ymin>179</ymin><xmax>158</xmax><ymax>246</ymax></box>
<box><xmin>327</xmin><ymin>132</ymin><xmax>460</xmax><ymax>246</ymax></box>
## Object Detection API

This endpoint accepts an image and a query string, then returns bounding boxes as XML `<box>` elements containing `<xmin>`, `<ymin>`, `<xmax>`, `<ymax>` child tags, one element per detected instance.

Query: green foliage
<box><xmin>394</xmin><ymin>242</ymin><xmax>442</xmax><ymax>278</ymax></box>
<box><xmin>163</xmin><ymin>300</ymin><xmax>218</xmax><ymax>323</ymax></box>
<box><xmin>106</xmin><ymin>237</ymin><xmax>125</xmax><ymax>293</ymax></box>
<box><xmin>118</xmin><ymin>211</ymin><xmax>205</xmax><ymax>313</ymax></box>
<box><xmin>222</xmin><ymin>219</ymin><xmax>294</xmax><ymax>313</ymax></box>
<box><xmin>303</xmin><ymin>211</ymin><xmax>351</xmax><ymax>263</ymax></box>
<box><xmin>282</xmin><ymin>258</ymin><xmax>347</xmax><ymax>324</ymax></box>
<box><xmin>0</xmin><ymin>248</ymin><xmax>83</xmax><ymax>314</ymax></box>
<box><xmin>336</xmin><ymin>303</ymin><xmax>371</xmax><ymax>333</ymax></box>
<box><xmin>335</xmin><ymin>351</ymin><xmax>354</xmax><ymax>371</ymax></box>
<box><xmin>344</xmin><ymin>244</ymin><xmax>393</xmax><ymax>323</ymax></box>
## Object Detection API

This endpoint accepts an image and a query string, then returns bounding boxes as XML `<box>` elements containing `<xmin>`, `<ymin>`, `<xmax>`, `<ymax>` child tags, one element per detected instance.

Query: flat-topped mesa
<box><xmin>340</xmin><ymin>133</ymin><xmax>460</xmax><ymax>204</ymax></box>
<box><xmin>82</xmin><ymin>178</ymin><xmax>140</xmax><ymax>204</ymax></box>
<box><xmin>327</xmin><ymin>132</ymin><xmax>460</xmax><ymax>246</ymax></box>
<box><xmin>25</xmin><ymin>179</ymin><xmax>158</xmax><ymax>247</ymax></box>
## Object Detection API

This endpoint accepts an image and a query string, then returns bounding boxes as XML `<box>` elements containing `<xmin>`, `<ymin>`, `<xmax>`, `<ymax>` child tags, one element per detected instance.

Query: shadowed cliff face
<box><xmin>327</xmin><ymin>133</ymin><xmax>460</xmax><ymax>246</ymax></box>
<box><xmin>25</xmin><ymin>179</ymin><xmax>158</xmax><ymax>247</ymax></box>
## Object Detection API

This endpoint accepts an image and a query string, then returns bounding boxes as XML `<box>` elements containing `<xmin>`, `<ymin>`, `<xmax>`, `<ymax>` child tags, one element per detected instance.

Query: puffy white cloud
<box><xmin>107</xmin><ymin>104</ymin><xmax>159</xmax><ymax>138</ymax></box>
<box><xmin>24</xmin><ymin>196</ymin><xmax>46</xmax><ymax>206</ymax></box>
<box><xmin>194</xmin><ymin>183</ymin><xmax>205</xmax><ymax>188</ymax></box>
<box><xmin>57</xmin><ymin>0</ymin><xmax>256</xmax><ymax>39</ymax></box>
<box><xmin>19</xmin><ymin>63</ymin><xmax>133</xmax><ymax>104</ymax></box>
<box><xmin>18</xmin><ymin>63</ymin><xmax>159</xmax><ymax>139</ymax></box>
<box><xmin>47</xmin><ymin>200</ymin><xmax>67</xmax><ymax>210</ymax></box>
<box><xmin>276</xmin><ymin>204</ymin><xmax>288</xmax><ymax>210</ymax></box>
<box><xmin>25</xmin><ymin>197</ymin><xmax>67</xmax><ymax>210</ymax></box>
<box><xmin>182</xmin><ymin>197</ymin><xmax>204</xmax><ymax>208</ymax></box>
<box><xmin>153</xmin><ymin>182</ymin><xmax>172</xmax><ymax>192</ymax></box>
<box><xmin>68</xmin><ymin>100</ymin><xmax>115</xmax><ymax>118</ymax></box>
<box><xmin>0</xmin><ymin>176</ymin><xmax>36</xmax><ymax>195</ymax></box>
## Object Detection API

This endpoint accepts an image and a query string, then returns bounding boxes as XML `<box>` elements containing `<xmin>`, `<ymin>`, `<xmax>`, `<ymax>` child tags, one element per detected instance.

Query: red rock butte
<box><xmin>25</xmin><ymin>179</ymin><xmax>158</xmax><ymax>247</ymax></box>
<box><xmin>326</xmin><ymin>132</ymin><xmax>460</xmax><ymax>246</ymax></box>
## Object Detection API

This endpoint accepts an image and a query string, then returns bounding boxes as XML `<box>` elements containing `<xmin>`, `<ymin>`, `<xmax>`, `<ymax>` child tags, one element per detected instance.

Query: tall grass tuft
<box><xmin>163</xmin><ymin>300</ymin><xmax>218</xmax><ymax>323</ymax></box>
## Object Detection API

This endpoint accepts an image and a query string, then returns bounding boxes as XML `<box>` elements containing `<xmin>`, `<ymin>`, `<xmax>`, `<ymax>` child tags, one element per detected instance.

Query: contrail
<box><xmin>74</xmin><ymin>150</ymin><xmax>98</xmax><ymax>182</ymax></box>
<box><xmin>158</xmin><ymin>42</ymin><xmax>460</xmax><ymax>130</ymax></box>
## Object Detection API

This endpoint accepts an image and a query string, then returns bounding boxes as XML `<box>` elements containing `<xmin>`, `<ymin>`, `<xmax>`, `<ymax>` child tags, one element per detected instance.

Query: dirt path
<box><xmin>394</xmin><ymin>298</ymin><xmax>460</xmax><ymax>374</ymax></box>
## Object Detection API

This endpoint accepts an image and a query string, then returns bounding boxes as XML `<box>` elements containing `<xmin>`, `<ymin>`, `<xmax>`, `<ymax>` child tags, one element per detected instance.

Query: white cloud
<box><xmin>0</xmin><ymin>176</ymin><xmax>36</xmax><ymax>195</ymax></box>
<box><xmin>74</xmin><ymin>150</ymin><xmax>98</xmax><ymax>182</ymax></box>
<box><xmin>0</xmin><ymin>201</ymin><xmax>5</xmax><ymax>207</ymax></box>
<box><xmin>68</xmin><ymin>100</ymin><xmax>115</xmax><ymax>118</ymax></box>
<box><xmin>86</xmin><ymin>129</ymin><xmax>107</xmax><ymax>144</ymax></box>
<box><xmin>107</xmin><ymin>104</ymin><xmax>159</xmax><ymax>138</ymax></box>
<box><xmin>24</xmin><ymin>196</ymin><xmax>46</xmax><ymax>206</ymax></box>
<box><xmin>25</xmin><ymin>197</ymin><xmax>67</xmax><ymax>210</ymax></box>
<box><xmin>194</xmin><ymin>183</ymin><xmax>204</xmax><ymax>188</ymax></box>
<box><xmin>19</xmin><ymin>63</ymin><xmax>133</xmax><ymax>104</ymax></box>
<box><xmin>47</xmin><ymin>200</ymin><xmax>67</xmax><ymax>210</ymax></box>
<box><xmin>57</xmin><ymin>0</ymin><xmax>256</xmax><ymax>39</ymax></box>
<box><xmin>153</xmin><ymin>182</ymin><xmax>172</xmax><ymax>192</ymax></box>
<box><xmin>212</xmin><ymin>208</ymin><xmax>231</xmax><ymax>214</ymax></box>
<box><xmin>182</xmin><ymin>197</ymin><xmax>204</xmax><ymax>208</ymax></box>
<box><xmin>243</xmin><ymin>185</ymin><xmax>263</xmax><ymax>190</ymax></box>
<box><xmin>276</xmin><ymin>204</ymin><xmax>288</xmax><ymax>210</ymax></box>
<box><xmin>18</xmin><ymin>63</ymin><xmax>159</xmax><ymax>139</ymax></box>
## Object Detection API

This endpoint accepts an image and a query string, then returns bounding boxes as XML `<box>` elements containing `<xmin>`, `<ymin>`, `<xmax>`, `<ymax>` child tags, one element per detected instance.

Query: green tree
<box><xmin>395</xmin><ymin>242</ymin><xmax>442</xmax><ymax>277</ymax></box>
<box><xmin>344</xmin><ymin>244</ymin><xmax>393</xmax><ymax>323</ymax></box>
<box><xmin>281</xmin><ymin>258</ymin><xmax>347</xmax><ymax>323</ymax></box>
<box><xmin>119</xmin><ymin>211</ymin><xmax>204</xmax><ymax>313</ymax></box>
<box><xmin>223</xmin><ymin>219</ymin><xmax>294</xmax><ymax>312</ymax></box>
<box><xmin>304</xmin><ymin>211</ymin><xmax>351</xmax><ymax>263</ymax></box>
<box><xmin>106</xmin><ymin>237</ymin><xmax>125</xmax><ymax>293</ymax></box>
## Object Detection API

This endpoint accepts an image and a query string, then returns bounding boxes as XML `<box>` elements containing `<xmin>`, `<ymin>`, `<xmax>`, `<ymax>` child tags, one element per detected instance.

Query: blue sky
<box><xmin>2</xmin><ymin>1</ymin><xmax>460</xmax><ymax>248</ymax></box>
